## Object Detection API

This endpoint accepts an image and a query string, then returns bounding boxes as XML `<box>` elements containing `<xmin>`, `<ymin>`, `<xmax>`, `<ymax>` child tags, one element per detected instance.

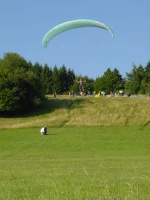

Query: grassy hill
<box><xmin>0</xmin><ymin>95</ymin><xmax>150</xmax><ymax>129</ymax></box>
<box><xmin>0</xmin><ymin>95</ymin><xmax>150</xmax><ymax>199</ymax></box>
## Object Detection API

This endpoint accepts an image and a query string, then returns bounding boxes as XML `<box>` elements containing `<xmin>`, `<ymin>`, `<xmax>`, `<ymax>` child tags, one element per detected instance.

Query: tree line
<box><xmin>0</xmin><ymin>52</ymin><xmax>150</xmax><ymax>115</ymax></box>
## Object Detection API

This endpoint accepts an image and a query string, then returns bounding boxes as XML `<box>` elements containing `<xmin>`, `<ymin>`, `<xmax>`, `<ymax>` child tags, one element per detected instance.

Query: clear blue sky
<box><xmin>0</xmin><ymin>0</ymin><xmax>149</xmax><ymax>79</ymax></box>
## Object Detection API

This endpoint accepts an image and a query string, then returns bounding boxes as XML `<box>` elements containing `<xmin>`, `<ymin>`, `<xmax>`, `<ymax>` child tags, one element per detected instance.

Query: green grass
<box><xmin>1</xmin><ymin>95</ymin><xmax>150</xmax><ymax>129</ymax></box>
<box><xmin>0</xmin><ymin>126</ymin><xmax>150</xmax><ymax>199</ymax></box>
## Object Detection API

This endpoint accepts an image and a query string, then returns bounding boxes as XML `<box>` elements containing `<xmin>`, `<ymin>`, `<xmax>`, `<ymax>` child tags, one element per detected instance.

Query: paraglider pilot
<box><xmin>77</xmin><ymin>78</ymin><xmax>86</xmax><ymax>92</ymax></box>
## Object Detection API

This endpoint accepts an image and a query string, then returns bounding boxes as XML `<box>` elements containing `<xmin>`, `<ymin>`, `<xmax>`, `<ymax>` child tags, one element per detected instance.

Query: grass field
<box><xmin>0</xmin><ymin>96</ymin><xmax>150</xmax><ymax>199</ymax></box>
<box><xmin>0</xmin><ymin>126</ymin><xmax>150</xmax><ymax>199</ymax></box>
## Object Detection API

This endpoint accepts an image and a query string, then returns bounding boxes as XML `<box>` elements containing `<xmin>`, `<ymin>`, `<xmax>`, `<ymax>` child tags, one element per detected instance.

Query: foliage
<box><xmin>52</xmin><ymin>65</ymin><xmax>61</xmax><ymax>94</ymax></box>
<box><xmin>125</xmin><ymin>62</ymin><xmax>150</xmax><ymax>94</ymax></box>
<box><xmin>42</xmin><ymin>64</ymin><xmax>53</xmax><ymax>94</ymax></box>
<box><xmin>0</xmin><ymin>51</ymin><xmax>150</xmax><ymax>116</ymax></box>
<box><xmin>94</xmin><ymin>68</ymin><xmax>124</xmax><ymax>94</ymax></box>
<box><xmin>0</xmin><ymin>53</ymin><xmax>45</xmax><ymax>115</ymax></box>
<box><xmin>69</xmin><ymin>76</ymin><xmax>95</xmax><ymax>95</ymax></box>
<box><xmin>0</xmin><ymin>52</ymin><xmax>76</xmax><ymax>115</ymax></box>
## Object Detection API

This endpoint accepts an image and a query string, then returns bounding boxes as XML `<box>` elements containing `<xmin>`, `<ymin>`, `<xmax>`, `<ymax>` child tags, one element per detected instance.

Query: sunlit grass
<box><xmin>0</xmin><ymin>95</ymin><xmax>150</xmax><ymax>129</ymax></box>
<box><xmin>0</xmin><ymin>96</ymin><xmax>150</xmax><ymax>199</ymax></box>
<box><xmin>0</xmin><ymin>126</ymin><xmax>150</xmax><ymax>199</ymax></box>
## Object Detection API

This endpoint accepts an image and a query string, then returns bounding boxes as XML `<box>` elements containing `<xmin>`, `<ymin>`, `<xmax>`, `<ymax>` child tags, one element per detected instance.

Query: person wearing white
<box><xmin>40</xmin><ymin>126</ymin><xmax>47</xmax><ymax>135</ymax></box>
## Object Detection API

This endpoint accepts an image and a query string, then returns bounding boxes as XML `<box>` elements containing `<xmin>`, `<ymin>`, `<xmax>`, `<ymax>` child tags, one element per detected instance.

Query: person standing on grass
<box><xmin>77</xmin><ymin>78</ymin><xmax>86</xmax><ymax>93</ymax></box>
<box><xmin>40</xmin><ymin>126</ymin><xmax>47</xmax><ymax>135</ymax></box>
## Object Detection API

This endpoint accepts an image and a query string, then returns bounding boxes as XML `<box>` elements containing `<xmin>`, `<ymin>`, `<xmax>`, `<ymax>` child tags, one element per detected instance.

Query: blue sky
<box><xmin>0</xmin><ymin>0</ymin><xmax>149</xmax><ymax>79</ymax></box>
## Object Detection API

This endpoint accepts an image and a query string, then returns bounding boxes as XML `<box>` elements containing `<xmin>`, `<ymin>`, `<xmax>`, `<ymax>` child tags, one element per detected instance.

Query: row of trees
<box><xmin>0</xmin><ymin>52</ymin><xmax>150</xmax><ymax>114</ymax></box>
<box><xmin>32</xmin><ymin>61</ymin><xmax>150</xmax><ymax>96</ymax></box>
<box><xmin>0</xmin><ymin>53</ymin><xmax>76</xmax><ymax>114</ymax></box>
<box><xmin>125</xmin><ymin>63</ymin><xmax>150</xmax><ymax>94</ymax></box>
<box><xmin>95</xmin><ymin>62</ymin><xmax>150</xmax><ymax>95</ymax></box>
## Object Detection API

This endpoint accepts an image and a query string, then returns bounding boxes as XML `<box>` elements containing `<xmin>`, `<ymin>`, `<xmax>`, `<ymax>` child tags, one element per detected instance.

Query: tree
<box><xmin>32</xmin><ymin>62</ymin><xmax>43</xmax><ymax>79</ymax></box>
<box><xmin>144</xmin><ymin>61</ymin><xmax>150</xmax><ymax>94</ymax></box>
<box><xmin>52</xmin><ymin>65</ymin><xmax>61</xmax><ymax>94</ymax></box>
<box><xmin>69</xmin><ymin>79</ymin><xmax>79</xmax><ymax>94</ymax></box>
<box><xmin>0</xmin><ymin>53</ymin><xmax>45</xmax><ymax>115</ymax></box>
<box><xmin>59</xmin><ymin>65</ymin><xmax>68</xmax><ymax>94</ymax></box>
<box><xmin>2</xmin><ymin>52</ymin><xmax>30</xmax><ymax>71</ymax></box>
<box><xmin>125</xmin><ymin>64</ymin><xmax>145</xmax><ymax>94</ymax></box>
<box><xmin>41</xmin><ymin>64</ymin><xmax>53</xmax><ymax>94</ymax></box>
<box><xmin>67</xmin><ymin>68</ymin><xmax>75</xmax><ymax>91</ymax></box>
<box><xmin>112</xmin><ymin>68</ymin><xmax>124</xmax><ymax>91</ymax></box>
<box><xmin>94</xmin><ymin>68</ymin><xmax>124</xmax><ymax>94</ymax></box>
<box><xmin>84</xmin><ymin>76</ymin><xmax>95</xmax><ymax>94</ymax></box>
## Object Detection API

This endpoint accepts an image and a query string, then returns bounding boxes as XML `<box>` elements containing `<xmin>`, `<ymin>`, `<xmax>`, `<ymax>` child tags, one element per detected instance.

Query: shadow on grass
<box><xmin>41</xmin><ymin>133</ymin><xmax>56</xmax><ymax>136</ymax></box>
<box><xmin>22</xmin><ymin>96</ymin><xmax>87</xmax><ymax>118</ymax></box>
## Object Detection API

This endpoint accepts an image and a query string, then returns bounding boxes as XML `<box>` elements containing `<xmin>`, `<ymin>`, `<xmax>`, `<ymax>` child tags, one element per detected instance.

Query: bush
<box><xmin>0</xmin><ymin>53</ymin><xmax>45</xmax><ymax>115</ymax></box>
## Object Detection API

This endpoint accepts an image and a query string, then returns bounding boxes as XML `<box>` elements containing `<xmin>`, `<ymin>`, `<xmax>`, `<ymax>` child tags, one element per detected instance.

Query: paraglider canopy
<box><xmin>42</xmin><ymin>19</ymin><xmax>114</xmax><ymax>47</ymax></box>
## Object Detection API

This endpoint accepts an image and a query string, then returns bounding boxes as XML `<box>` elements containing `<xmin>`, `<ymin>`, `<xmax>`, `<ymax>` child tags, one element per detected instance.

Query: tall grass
<box><xmin>0</xmin><ymin>95</ymin><xmax>150</xmax><ymax>129</ymax></box>
<box><xmin>0</xmin><ymin>126</ymin><xmax>150</xmax><ymax>199</ymax></box>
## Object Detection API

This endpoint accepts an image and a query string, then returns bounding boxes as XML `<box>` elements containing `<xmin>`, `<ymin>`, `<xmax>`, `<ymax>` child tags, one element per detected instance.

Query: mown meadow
<box><xmin>0</xmin><ymin>96</ymin><xmax>150</xmax><ymax>199</ymax></box>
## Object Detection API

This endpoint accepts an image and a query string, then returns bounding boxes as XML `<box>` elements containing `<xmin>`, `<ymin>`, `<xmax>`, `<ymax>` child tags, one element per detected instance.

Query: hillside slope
<box><xmin>0</xmin><ymin>96</ymin><xmax>150</xmax><ymax>129</ymax></box>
